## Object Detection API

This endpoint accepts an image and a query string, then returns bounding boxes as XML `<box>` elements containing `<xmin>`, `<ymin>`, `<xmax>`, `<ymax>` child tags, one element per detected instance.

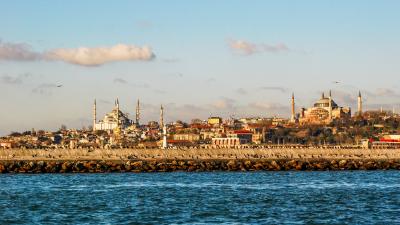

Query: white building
<box><xmin>93</xmin><ymin>99</ymin><xmax>134</xmax><ymax>131</ymax></box>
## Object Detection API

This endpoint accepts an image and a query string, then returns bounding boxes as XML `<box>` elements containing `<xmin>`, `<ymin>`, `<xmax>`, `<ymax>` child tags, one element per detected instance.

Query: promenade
<box><xmin>1</xmin><ymin>148</ymin><xmax>400</xmax><ymax>161</ymax></box>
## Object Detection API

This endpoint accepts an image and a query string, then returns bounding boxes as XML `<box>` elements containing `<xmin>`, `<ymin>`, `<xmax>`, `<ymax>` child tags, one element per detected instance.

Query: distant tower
<box><xmin>290</xmin><ymin>93</ymin><xmax>295</xmax><ymax>122</ymax></box>
<box><xmin>160</xmin><ymin>104</ymin><xmax>164</xmax><ymax>128</ymax></box>
<box><xmin>135</xmin><ymin>99</ymin><xmax>140</xmax><ymax>125</ymax></box>
<box><xmin>93</xmin><ymin>99</ymin><xmax>97</xmax><ymax>131</ymax></box>
<box><xmin>322</xmin><ymin>92</ymin><xmax>325</xmax><ymax>99</ymax></box>
<box><xmin>357</xmin><ymin>91</ymin><xmax>362</xmax><ymax>116</ymax></box>
<box><xmin>162</xmin><ymin>125</ymin><xmax>167</xmax><ymax>149</ymax></box>
<box><xmin>328</xmin><ymin>90</ymin><xmax>333</xmax><ymax>121</ymax></box>
<box><xmin>116</xmin><ymin>98</ymin><xmax>120</xmax><ymax>127</ymax></box>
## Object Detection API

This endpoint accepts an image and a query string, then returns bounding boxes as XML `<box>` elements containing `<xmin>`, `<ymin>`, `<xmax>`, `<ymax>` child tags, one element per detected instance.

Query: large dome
<box><xmin>313</xmin><ymin>97</ymin><xmax>338</xmax><ymax>108</ymax></box>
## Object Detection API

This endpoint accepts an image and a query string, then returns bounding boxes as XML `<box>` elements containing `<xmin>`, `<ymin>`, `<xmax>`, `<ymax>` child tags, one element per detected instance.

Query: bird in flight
<box><xmin>56</xmin><ymin>85</ymin><xmax>63</xmax><ymax>87</ymax></box>
<box><xmin>332</xmin><ymin>81</ymin><xmax>340</xmax><ymax>84</ymax></box>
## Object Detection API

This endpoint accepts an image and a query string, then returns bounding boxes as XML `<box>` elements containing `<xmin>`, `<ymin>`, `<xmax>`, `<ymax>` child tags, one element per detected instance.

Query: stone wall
<box><xmin>1</xmin><ymin>148</ymin><xmax>400</xmax><ymax>161</ymax></box>
<box><xmin>0</xmin><ymin>159</ymin><xmax>399</xmax><ymax>173</ymax></box>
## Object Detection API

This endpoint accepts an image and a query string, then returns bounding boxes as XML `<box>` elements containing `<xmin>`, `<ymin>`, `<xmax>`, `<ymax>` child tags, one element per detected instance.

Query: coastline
<box><xmin>1</xmin><ymin>148</ymin><xmax>400</xmax><ymax>172</ymax></box>
<box><xmin>0</xmin><ymin>159</ymin><xmax>399</xmax><ymax>173</ymax></box>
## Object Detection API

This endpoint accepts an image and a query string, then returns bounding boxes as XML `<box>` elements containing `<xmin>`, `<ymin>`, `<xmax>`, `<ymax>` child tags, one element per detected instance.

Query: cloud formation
<box><xmin>228</xmin><ymin>39</ymin><xmax>289</xmax><ymax>55</ymax></box>
<box><xmin>113</xmin><ymin>77</ymin><xmax>150</xmax><ymax>88</ymax></box>
<box><xmin>375</xmin><ymin>88</ymin><xmax>399</xmax><ymax>97</ymax></box>
<box><xmin>32</xmin><ymin>83</ymin><xmax>59</xmax><ymax>95</ymax></box>
<box><xmin>248</xmin><ymin>102</ymin><xmax>288</xmax><ymax>111</ymax></box>
<box><xmin>0</xmin><ymin>73</ymin><xmax>31</xmax><ymax>85</ymax></box>
<box><xmin>235</xmin><ymin>88</ymin><xmax>247</xmax><ymax>95</ymax></box>
<box><xmin>113</xmin><ymin>78</ymin><xmax>128</xmax><ymax>84</ymax></box>
<box><xmin>0</xmin><ymin>40</ymin><xmax>155</xmax><ymax>66</ymax></box>
<box><xmin>211</xmin><ymin>97</ymin><xmax>237</xmax><ymax>110</ymax></box>
<box><xmin>46</xmin><ymin>44</ymin><xmax>155</xmax><ymax>66</ymax></box>
<box><xmin>0</xmin><ymin>40</ymin><xmax>40</xmax><ymax>61</ymax></box>
<box><xmin>259</xmin><ymin>86</ymin><xmax>287</xmax><ymax>93</ymax></box>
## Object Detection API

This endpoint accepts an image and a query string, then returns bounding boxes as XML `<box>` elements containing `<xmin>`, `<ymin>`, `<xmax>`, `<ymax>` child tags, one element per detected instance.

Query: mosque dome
<box><xmin>313</xmin><ymin>97</ymin><xmax>338</xmax><ymax>108</ymax></box>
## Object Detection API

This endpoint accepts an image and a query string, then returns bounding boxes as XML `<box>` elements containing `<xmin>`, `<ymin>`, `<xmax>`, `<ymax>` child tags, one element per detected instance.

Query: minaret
<box><xmin>162</xmin><ymin>125</ymin><xmax>167</xmax><ymax>149</ymax></box>
<box><xmin>160</xmin><ymin>104</ymin><xmax>164</xmax><ymax>128</ymax></box>
<box><xmin>135</xmin><ymin>99</ymin><xmax>140</xmax><ymax>125</ymax></box>
<box><xmin>93</xmin><ymin>99</ymin><xmax>97</xmax><ymax>131</ymax></box>
<box><xmin>116</xmin><ymin>98</ymin><xmax>120</xmax><ymax>127</ymax></box>
<box><xmin>328</xmin><ymin>90</ymin><xmax>333</xmax><ymax>121</ymax></box>
<box><xmin>290</xmin><ymin>93</ymin><xmax>295</xmax><ymax>122</ymax></box>
<box><xmin>357</xmin><ymin>91</ymin><xmax>362</xmax><ymax>116</ymax></box>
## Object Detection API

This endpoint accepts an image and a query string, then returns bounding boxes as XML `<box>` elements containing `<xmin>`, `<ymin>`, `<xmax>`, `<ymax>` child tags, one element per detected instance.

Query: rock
<box><xmin>253</xmin><ymin>163</ymin><xmax>264</xmax><ymax>170</ymax></box>
<box><xmin>132</xmin><ymin>161</ymin><xmax>143</xmax><ymax>169</ymax></box>
<box><xmin>227</xmin><ymin>160</ymin><xmax>237</xmax><ymax>171</ymax></box>
<box><xmin>270</xmin><ymin>161</ymin><xmax>281</xmax><ymax>171</ymax></box>
<box><xmin>244</xmin><ymin>160</ymin><xmax>253</xmax><ymax>169</ymax></box>
<box><xmin>295</xmin><ymin>161</ymin><xmax>305</xmax><ymax>170</ymax></box>
<box><xmin>339</xmin><ymin>160</ymin><xmax>347</xmax><ymax>168</ymax></box>
<box><xmin>74</xmin><ymin>162</ymin><xmax>86</xmax><ymax>172</ymax></box>
<box><xmin>0</xmin><ymin>164</ymin><xmax>6</xmax><ymax>173</ymax></box>
<box><xmin>61</xmin><ymin>162</ymin><xmax>71</xmax><ymax>172</ymax></box>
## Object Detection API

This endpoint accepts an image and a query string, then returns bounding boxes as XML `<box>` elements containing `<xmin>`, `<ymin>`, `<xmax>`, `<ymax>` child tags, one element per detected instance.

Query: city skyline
<box><xmin>1</xmin><ymin>0</ymin><xmax>400</xmax><ymax>135</ymax></box>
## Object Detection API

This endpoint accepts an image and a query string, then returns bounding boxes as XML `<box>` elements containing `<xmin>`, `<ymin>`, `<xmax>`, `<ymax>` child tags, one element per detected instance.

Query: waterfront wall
<box><xmin>1</xmin><ymin>148</ymin><xmax>400</xmax><ymax>161</ymax></box>
<box><xmin>0</xmin><ymin>159</ymin><xmax>399</xmax><ymax>173</ymax></box>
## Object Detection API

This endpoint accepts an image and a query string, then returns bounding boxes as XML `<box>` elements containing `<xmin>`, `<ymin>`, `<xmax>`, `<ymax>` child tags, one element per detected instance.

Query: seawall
<box><xmin>2</xmin><ymin>148</ymin><xmax>400</xmax><ymax>161</ymax></box>
<box><xmin>1</xmin><ymin>148</ymin><xmax>400</xmax><ymax>172</ymax></box>
<box><xmin>1</xmin><ymin>159</ymin><xmax>400</xmax><ymax>173</ymax></box>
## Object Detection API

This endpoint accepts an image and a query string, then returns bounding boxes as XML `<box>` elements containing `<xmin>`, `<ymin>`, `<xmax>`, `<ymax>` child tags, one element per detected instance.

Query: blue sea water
<box><xmin>0</xmin><ymin>171</ymin><xmax>400</xmax><ymax>224</ymax></box>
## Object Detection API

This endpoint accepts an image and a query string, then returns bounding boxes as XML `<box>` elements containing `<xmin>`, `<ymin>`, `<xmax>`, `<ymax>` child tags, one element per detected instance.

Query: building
<box><xmin>93</xmin><ymin>99</ymin><xmax>134</xmax><ymax>131</ymax></box>
<box><xmin>298</xmin><ymin>91</ymin><xmax>351</xmax><ymax>125</ymax></box>
<box><xmin>172</xmin><ymin>133</ymin><xmax>201</xmax><ymax>142</ymax></box>
<box><xmin>211</xmin><ymin>130</ymin><xmax>253</xmax><ymax>146</ymax></box>
<box><xmin>0</xmin><ymin>141</ymin><xmax>14</xmax><ymax>149</ymax></box>
<box><xmin>370</xmin><ymin>134</ymin><xmax>400</xmax><ymax>149</ymax></box>
<box><xmin>207</xmin><ymin>117</ymin><xmax>223</xmax><ymax>126</ymax></box>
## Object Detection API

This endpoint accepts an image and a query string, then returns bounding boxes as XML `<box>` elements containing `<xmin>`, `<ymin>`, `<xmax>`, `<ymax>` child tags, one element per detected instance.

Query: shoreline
<box><xmin>1</xmin><ymin>148</ymin><xmax>400</xmax><ymax>172</ymax></box>
<box><xmin>1</xmin><ymin>148</ymin><xmax>400</xmax><ymax>161</ymax></box>
<box><xmin>1</xmin><ymin>158</ymin><xmax>400</xmax><ymax>173</ymax></box>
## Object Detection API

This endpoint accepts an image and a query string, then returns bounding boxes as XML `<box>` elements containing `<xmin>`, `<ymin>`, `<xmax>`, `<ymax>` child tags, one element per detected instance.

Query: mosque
<box><xmin>290</xmin><ymin>91</ymin><xmax>361</xmax><ymax>125</ymax></box>
<box><xmin>92</xmin><ymin>99</ymin><xmax>134</xmax><ymax>131</ymax></box>
<box><xmin>92</xmin><ymin>98</ymin><xmax>165</xmax><ymax>132</ymax></box>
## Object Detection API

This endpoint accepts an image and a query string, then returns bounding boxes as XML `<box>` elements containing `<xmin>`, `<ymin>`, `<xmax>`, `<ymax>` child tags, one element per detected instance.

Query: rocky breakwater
<box><xmin>1</xmin><ymin>159</ymin><xmax>400</xmax><ymax>173</ymax></box>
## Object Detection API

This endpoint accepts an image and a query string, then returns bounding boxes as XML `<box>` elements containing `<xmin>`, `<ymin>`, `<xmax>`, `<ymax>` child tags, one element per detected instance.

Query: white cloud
<box><xmin>0</xmin><ymin>40</ymin><xmax>156</xmax><ymax>66</ymax></box>
<box><xmin>0</xmin><ymin>40</ymin><xmax>41</xmax><ymax>61</ymax></box>
<box><xmin>46</xmin><ymin>44</ymin><xmax>155</xmax><ymax>66</ymax></box>
<box><xmin>228</xmin><ymin>39</ymin><xmax>289</xmax><ymax>55</ymax></box>
<box><xmin>211</xmin><ymin>97</ymin><xmax>236</xmax><ymax>109</ymax></box>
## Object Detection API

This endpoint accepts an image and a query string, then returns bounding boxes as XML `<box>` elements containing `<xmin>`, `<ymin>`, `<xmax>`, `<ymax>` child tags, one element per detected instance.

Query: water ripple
<box><xmin>0</xmin><ymin>171</ymin><xmax>399</xmax><ymax>224</ymax></box>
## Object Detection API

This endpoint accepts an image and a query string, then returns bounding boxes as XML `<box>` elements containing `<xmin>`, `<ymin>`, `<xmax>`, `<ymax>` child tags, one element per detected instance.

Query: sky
<box><xmin>1</xmin><ymin>0</ymin><xmax>400</xmax><ymax>135</ymax></box>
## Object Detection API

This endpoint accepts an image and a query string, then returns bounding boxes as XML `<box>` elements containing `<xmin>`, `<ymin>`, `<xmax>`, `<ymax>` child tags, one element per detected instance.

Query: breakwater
<box><xmin>2</xmin><ymin>148</ymin><xmax>400</xmax><ymax>161</ymax></box>
<box><xmin>1</xmin><ymin>159</ymin><xmax>400</xmax><ymax>173</ymax></box>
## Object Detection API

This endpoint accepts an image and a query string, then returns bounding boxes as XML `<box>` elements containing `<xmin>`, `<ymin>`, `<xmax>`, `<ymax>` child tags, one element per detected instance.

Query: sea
<box><xmin>0</xmin><ymin>171</ymin><xmax>399</xmax><ymax>224</ymax></box>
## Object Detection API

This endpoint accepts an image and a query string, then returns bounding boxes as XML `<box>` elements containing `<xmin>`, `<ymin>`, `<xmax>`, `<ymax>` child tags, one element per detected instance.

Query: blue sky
<box><xmin>1</xmin><ymin>0</ymin><xmax>400</xmax><ymax>135</ymax></box>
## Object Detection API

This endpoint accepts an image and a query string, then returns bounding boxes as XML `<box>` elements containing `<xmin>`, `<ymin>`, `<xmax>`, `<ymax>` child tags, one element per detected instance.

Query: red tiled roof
<box><xmin>233</xmin><ymin>130</ymin><xmax>253</xmax><ymax>134</ymax></box>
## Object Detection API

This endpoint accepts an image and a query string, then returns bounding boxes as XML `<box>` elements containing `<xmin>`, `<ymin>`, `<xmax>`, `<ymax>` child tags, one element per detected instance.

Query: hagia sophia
<box><xmin>291</xmin><ymin>90</ymin><xmax>362</xmax><ymax>125</ymax></box>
